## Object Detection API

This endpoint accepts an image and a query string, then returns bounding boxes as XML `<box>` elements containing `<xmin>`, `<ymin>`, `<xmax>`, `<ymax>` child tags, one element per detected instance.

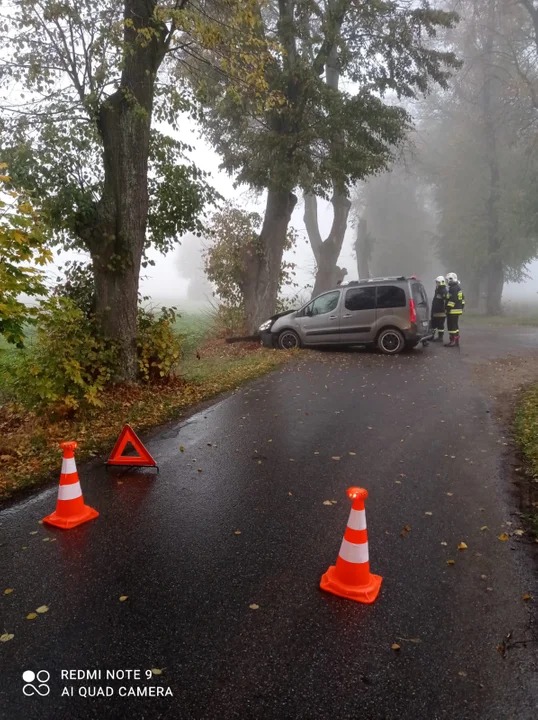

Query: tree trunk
<box><xmin>355</xmin><ymin>217</ymin><xmax>371</xmax><ymax>280</ymax></box>
<box><xmin>242</xmin><ymin>188</ymin><xmax>297</xmax><ymax>333</ymax></box>
<box><xmin>482</xmin><ymin>1</ymin><xmax>504</xmax><ymax>316</ymax></box>
<box><xmin>83</xmin><ymin>0</ymin><xmax>169</xmax><ymax>382</ymax></box>
<box><xmin>304</xmin><ymin>192</ymin><xmax>352</xmax><ymax>298</ymax></box>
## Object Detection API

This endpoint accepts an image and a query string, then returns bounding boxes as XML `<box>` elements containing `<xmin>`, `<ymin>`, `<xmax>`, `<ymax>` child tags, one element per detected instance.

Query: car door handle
<box><xmin>343</xmin><ymin>314</ymin><xmax>352</xmax><ymax>318</ymax></box>
<box><xmin>329</xmin><ymin>315</ymin><xmax>337</xmax><ymax>320</ymax></box>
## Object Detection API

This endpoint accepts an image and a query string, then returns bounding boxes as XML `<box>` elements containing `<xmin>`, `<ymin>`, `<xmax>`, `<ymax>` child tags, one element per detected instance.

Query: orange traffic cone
<box><xmin>320</xmin><ymin>487</ymin><xmax>382</xmax><ymax>604</ymax></box>
<box><xmin>43</xmin><ymin>442</ymin><xmax>99</xmax><ymax>529</ymax></box>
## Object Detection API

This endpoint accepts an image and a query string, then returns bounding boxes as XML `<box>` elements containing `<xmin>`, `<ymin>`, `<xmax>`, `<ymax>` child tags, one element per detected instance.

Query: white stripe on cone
<box><xmin>58</xmin><ymin>482</ymin><xmax>82</xmax><ymax>501</ymax></box>
<box><xmin>347</xmin><ymin>508</ymin><xmax>367</xmax><ymax>531</ymax></box>
<box><xmin>338</xmin><ymin>538</ymin><xmax>369</xmax><ymax>564</ymax></box>
<box><xmin>61</xmin><ymin>457</ymin><xmax>77</xmax><ymax>475</ymax></box>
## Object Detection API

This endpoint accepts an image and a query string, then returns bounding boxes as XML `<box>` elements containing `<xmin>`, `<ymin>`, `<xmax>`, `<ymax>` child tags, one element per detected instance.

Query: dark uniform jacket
<box><xmin>431</xmin><ymin>285</ymin><xmax>447</xmax><ymax>318</ymax></box>
<box><xmin>446</xmin><ymin>284</ymin><xmax>465</xmax><ymax>315</ymax></box>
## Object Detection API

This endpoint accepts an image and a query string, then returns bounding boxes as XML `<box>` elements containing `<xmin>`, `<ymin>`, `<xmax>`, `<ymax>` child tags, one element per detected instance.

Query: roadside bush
<box><xmin>137</xmin><ymin>306</ymin><xmax>182</xmax><ymax>383</ymax></box>
<box><xmin>8</xmin><ymin>297</ymin><xmax>117</xmax><ymax>415</ymax></box>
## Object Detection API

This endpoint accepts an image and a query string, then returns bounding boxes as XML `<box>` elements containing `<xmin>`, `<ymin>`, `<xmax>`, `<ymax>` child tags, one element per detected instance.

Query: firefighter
<box><xmin>445</xmin><ymin>272</ymin><xmax>465</xmax><ymax>347</ymax></box>
<box><xmin>430</xmin><ymin>276</ymin><xmax>447</xmax><ymax>342</ymax></box>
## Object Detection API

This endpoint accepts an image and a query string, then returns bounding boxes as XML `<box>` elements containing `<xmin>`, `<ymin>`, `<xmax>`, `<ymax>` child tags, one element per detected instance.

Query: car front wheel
<box><xmin>377</xmin><ymin>328</ymin><xmax>405</xmax><ymax>355</ymax></box>
<box><xmin>278</xmin><ymin>330</ymin><xmax>301</xmax><ymax>350</ymax></box>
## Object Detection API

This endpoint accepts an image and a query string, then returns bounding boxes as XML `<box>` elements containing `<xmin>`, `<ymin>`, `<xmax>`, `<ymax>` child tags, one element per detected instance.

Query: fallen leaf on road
<box><xmin>0</xmin><ymin>633</ymin><xmax>14</xmax><ymax>642</ymax></box>
<box><xmin>26</xmin><ymin>613</ymin><xmax>37</xmax><ymax>620</ymax></box>
<box><xmin>397</xmin><ymin>637</ymin><xmax>421</xmax><ymax>644</ymax></box>
<box><xmin>119</xmin><ymin>596</ymin><xmax>128</xmax><ymax>602</ymax></box>
<box><xmin>180</xmin><ymin>446</ymin><xmax>184</xmax><ymax>452</ymax></box>
<box><xmin>481</xmin><ymin>526</ymin><xmax>488</xmax><ymax>531</ymax></box>
<box><xmin>514</xmin><ymin>530</ymin><xmax>525</xmax><ymax>537</ymax></box>
<box><xmin>446</xmin><ymin>493</ymin><xmax>453</xmax><ymax>497</ymax></box>
<box><xmin>323</xmin><ymin>501</ymin><xmax>333</xmax><ymax>506</ymax></box>
<box><xmin>151</xmin><ymin>669</ymin><xmax>163</xmax><ymax>676</ymax></box>
<box><xmin>288</xmin><ymin>492</ymin><xmax>292</xmax><ymax>496</ymax></box>
<box><xmin>404</xmin><ymin>526</ymin><xmax>411</xmax><ymax>532</ymax></box>
<box><xmin>447</xmin><ymin>560</ymin><xmax>455</xmax><ymax>565</ymax></box>
<box><xmin>349</xmin><ymin>452</ymin><xmax>356</xmax><ymax>456</ymax></box>
<box><xmin>234</xmin><ymin>530</ymin><xmax>241</xmax><ymax>535</ymax></box>
<box><xmin>481</xmin><ymin>575</ymin><xmax>487</xmax><ymax>579</ymax></box>
<box><xmin>314</xmin><ymin>451</ymin><xmax>319</xmax><ymax>455</ymax></box>
<box><xmin>42</xmin><ymin>538</ymin><xmax>50</xmax><ymax>542</ymax></box>
<box><xmin>330</xmin><ymin>500</ymin><xmax>337</xmax><ymax>504</ymax></box>
<box><xmin>197</xmin><ymin>468</ymin><xmax>202</xmax><ymax>473</ymax></box>
<box><xmin>458</xmin><ymin>671</ymin><xmax>467</xmax><ymax>677</ymax></box>
<box><xmin>441</xmin><ymin>542</ymin><xmax>447</xmax><ymax>546</ymax></box>
<box><xmin>395</xmin><ymin>480</ymin><xmax>401</xmax><ymax>484</ymax></box>
<box><xmin>331</xmin><ymin>456</ymin><xmax>341</xmax><ymax>461</ymax></box>
<box><xmin>391</xmin><ymin>643</ymin><xmax>401</xmax><ymax>651</ymax></box>
<box><xmin>425</xmin><ymin>512</ymin><xmax>433</xmax><ymax>516</ymax></box>
<box><xmin>29</xmin><ymin>531</ymin><xmax>37</xmax><ymax>535</ymax></box>
<box><xmin>458</xmin><ymin>542</ymin><xmax>468</xmax><ymax>550</ymax></box>
<box><xmin>22</xmin><ymin>546</ymin><xmax>28</xmax><ymax>550</ymax></box>
<box><xmin>522</xmin><ymin>593</ymin><xmax>532</xmax><ymax>601</ymax></box>
<box><xmin>36</xmin><ymin>606</ymin><xmax>48</xmax><ymax>614</ymax></box>
<box><xmin>498</xmin><ymin>533</ymin><xmax>509</xmax><ymax>541</ymax></box>
<box><xmin>38</xmin><ymin>520</ymin><xmax>43</xmax><ymax>525</ymax></box>
<box><xmin>249</xmin><ymin>604</ymin><xmax>260</xmax><ymax>610</ymax></box>
<box><xmin>4</xmin><ymin>589</ymin><xmax>14</xmax><ymax>595</ymax></box>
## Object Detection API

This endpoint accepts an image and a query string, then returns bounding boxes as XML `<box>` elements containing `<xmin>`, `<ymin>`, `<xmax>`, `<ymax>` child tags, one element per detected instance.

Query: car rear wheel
<box><xmin>377</xmin><ymin>328</ymin><xmax>405</xmax><ymax>355</ymax></box>
<box><xmin>278</xmin><ymin>329</ymin><xmax>301</xmax><ymax>350</ymax></box>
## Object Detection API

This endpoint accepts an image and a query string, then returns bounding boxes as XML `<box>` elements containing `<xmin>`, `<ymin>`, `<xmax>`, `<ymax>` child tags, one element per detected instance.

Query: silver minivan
<box><xmin>259</xmin><ymin>277</ymin><xmax>431</xmax><ymax>354</ymax></box>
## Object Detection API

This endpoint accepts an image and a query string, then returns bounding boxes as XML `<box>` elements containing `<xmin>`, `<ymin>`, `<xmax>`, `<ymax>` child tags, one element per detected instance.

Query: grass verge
<box><xmin>0</xmin><ymin>338</ymin><xmax>291</xmax><ymax>501</ymax></box>
<box><xmin>513</xmin><ymin>384</ymin><xmax>538</xmax><ymax>537</ymax></box>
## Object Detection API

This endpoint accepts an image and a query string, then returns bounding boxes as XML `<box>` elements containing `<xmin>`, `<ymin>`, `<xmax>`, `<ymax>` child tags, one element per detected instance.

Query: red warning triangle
<box><xmin>107</xmin><ymin>425</ymin><xmax>156</xmax><ymax>467</ymax></box>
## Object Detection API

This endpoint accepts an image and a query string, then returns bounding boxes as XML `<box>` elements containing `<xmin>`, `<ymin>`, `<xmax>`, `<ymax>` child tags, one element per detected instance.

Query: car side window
<box><xmin>309</xmin><ymin>291</ymin><xmax>340</xmax><ymax>316</ymax></box>
<box><xmin>412</xmin><ymin>283</ymin><xmax>428</xmax><ymax>306</ymax></box>
<box><xmin>344</xmin><ymin>287</ymin><xmax>376</xmax><ymax>311</ymax></box>
<box><xmin>376</xmin><ymin>286</ymin><xmax>406</xmax><ymax>309</ymax></box>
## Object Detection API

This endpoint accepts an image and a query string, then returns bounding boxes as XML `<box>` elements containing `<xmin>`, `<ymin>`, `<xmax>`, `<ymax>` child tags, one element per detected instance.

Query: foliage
<box><xmin>53</xmin><ymin>261</ymin><xmax>96</xmax><ymax>318</ymax></box>
<box><xmin>7</xmin><ymin>297</ymin><xmax>118</xmax><ymax>415</ymax></box>
<box><xmin>182</xmin><ymin>1</ymin><xmax>461</xmax><ymax>197</ymax></box>
<box><xmin>203</xmin><ymin>204</ymin><xmax>297</xmax><ymax>308</ymax></box>
<box><xmin>0</xmin><ymin>168</ymin><xmax>52</xmax><ymax>347</ymax></box>
<box><xmin>137</xmin><ymin>306</ymin><xmax>182</xmax><ymax>383</ymax></box>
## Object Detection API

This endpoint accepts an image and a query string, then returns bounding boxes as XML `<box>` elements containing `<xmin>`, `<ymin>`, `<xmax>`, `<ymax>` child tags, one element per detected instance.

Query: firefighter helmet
<box><xmin>435</xmin><ymin>275</ymin><xmax>446</xmax><ymax>285</ymax></box>
<box><xmin>446</xmin><ymin>272</ymin><xmax>458</xmax><ymax>284</ymax></box>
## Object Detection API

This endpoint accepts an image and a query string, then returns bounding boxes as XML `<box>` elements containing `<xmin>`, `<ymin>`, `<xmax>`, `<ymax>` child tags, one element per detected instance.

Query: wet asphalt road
<box><xmin>1</xmin><ymin>325</ymin><xmax>538</xmax><ymax>719</ymax></box>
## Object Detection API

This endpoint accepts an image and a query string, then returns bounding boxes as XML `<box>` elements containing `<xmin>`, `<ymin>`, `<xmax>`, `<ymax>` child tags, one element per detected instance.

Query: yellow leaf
<box><xmin>4</xmin><ymin>588</ymin><xmax>14</xmax><ymax>595</ymax></box>
<box><xmin>36</xmin><ymin>605</ymin><xmax>48</xmax><ymax>614</ymax></box>
<box><xmin>42</xmin><ymin>538</ymin><xmax>50</xmax><ymax>542</ymax></box>
<box><xmin>522</xmin><ymin>593</ymin><xmax>532</xmax><ymax>601</ymax></box>
<box><xmin>447</xmin><ymin>560</ymin><xmax>455</xmax><ymax>565</ymax></box>
<box><xmin>249</xmin><ymin>603</ymin><xmax>260</xmax><ymax>610</ymax></box>
<box><xmin>151</xmin><ymin>668</ymin><xmax>163</xmax><ymax>675</ymax></box>
<box><xmin>323</xmin><ymin>500</ymin><xmax>332</xmax><ymax>506</ymax></box>
<box><xmin>119</xmin><ymin>596</ymin><xmax>128</xmax><ymax>602</ymax></box>
<box><xmin>425</xmin><ymin>512</ymin><xmax>433</xmax><ymax>516</ymax></box>
<box><xmin>481</xmin><ymin>526</ymin><xmax>488</xmax><ymax>531</ymax></box>
<box><xmin>391</xmin><ymin>643</ymin><xmax>401</xmax><ymax>651</ymax></box>
<box><xmin>0</xmin><ymin>633</ymin><xmax>14</xmax><ymax>642</ymax></box>
<box><xmin>349</xmin><ymin>452</ymin><xmax>356</xmax><ymax>456</ymax></box>
<box><xmin>458</xmin><ymin>542</ymin><xmax>468</xmax><ymax>550</ymax></box>
<box><xmin>29</xmin><ymin>531</ymin><xmax>38</xmax><ymax>535</ymax></box>
<box><xmin>446</xmin><ymin>493</ymin><xmax>453</xmax><ymax>497</ymax></box>
<box><xmin>26</xmin><ymin>613</ymin><xmax>37</xmax><ymax>620</ymax></box>
<box><xmin>331</xmin><ymin>456</ymin><xmax>341</xmax><ymax>461</ymax></box>
<box><xmin>514</xmin><ymin>529</ymin><xmax>525</xmax><ymax>537</ymax></box>
<box><xmin>498</xmin><ymin>533</ymin><xmax>509</xmax><ymax>541</ymax></box>
<box><xmin>441</xmin><ymin>542</ymin><xmax>447</xmax><ymax>546</ymax></box>
<box><xmin>180</xmin><ymin>446</ymin><xmax>184</xmax><ymax>452</ymax></box>
<box><xmin>234</xmin><ymin>530</ymin><xmax>241</xmax><ymax>535</ymax></box>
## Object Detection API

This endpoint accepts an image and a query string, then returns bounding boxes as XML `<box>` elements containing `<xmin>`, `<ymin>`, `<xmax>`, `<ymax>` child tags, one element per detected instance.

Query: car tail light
<box><xmin>409</xmin><ymin>298</ymin><xmax>417</xmax><ymax>324</ymax></box>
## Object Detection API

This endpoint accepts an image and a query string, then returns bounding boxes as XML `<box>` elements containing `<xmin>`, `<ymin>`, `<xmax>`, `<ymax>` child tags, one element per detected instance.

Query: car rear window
<box><xmin>345</xmin><ymin>287</ymin><xmax>376</xmax><ymax>311</ymax></box>
<box><xmin>412</xmin><ymin>283</ymin><xmax>428</xmax><ymax>306</ymax></box>
<box><xmin>376</xmin><ymin>285</ymin><xmax>406</xmax><ymax>309</ymax></box>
